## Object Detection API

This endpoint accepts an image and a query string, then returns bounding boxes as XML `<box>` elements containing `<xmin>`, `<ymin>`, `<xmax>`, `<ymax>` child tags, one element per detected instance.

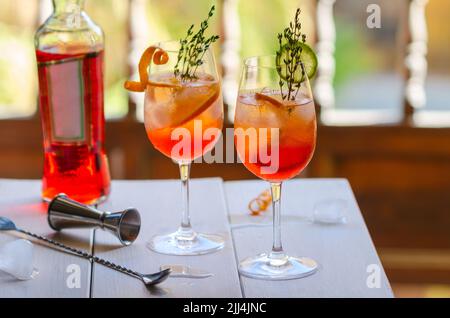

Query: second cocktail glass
<box><xmin>234</xmin><ymin>55</ymin><xmax>318</xmax><ymax>279</ymax></box>
<box><xmin>144</xmin><ymin>41</ymin><xmax>224</xmax><ymax>255</ymax></box>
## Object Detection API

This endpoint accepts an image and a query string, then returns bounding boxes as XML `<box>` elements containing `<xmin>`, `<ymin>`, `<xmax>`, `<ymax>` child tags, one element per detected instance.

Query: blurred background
<box><xmin>0</xmin><ymin>0</ymin><xmax>449</xmax><ymax>297</ymax></box>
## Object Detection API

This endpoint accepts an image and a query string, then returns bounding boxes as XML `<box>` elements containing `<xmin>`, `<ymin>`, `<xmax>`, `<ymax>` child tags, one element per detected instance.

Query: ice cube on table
<box><xmin>0</xmin><ymin>239</ymin><xmax>38</xmax><ymax>280</ymax></box>
<box><xmin>312</xmin><ymin>199</ymin><xmax>348</xmax><ymax>225</ymax></box>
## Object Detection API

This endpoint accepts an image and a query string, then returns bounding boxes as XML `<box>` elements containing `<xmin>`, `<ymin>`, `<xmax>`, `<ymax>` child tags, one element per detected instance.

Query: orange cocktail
<box><xmin>124</xmin><ymin>39</ymin><xmax>224</xmax><ymax>254</ymax></box>
<box><xmin>235</xmin><ymin>92</ymin><xmax>316</xmax><ymax>182</ymax></box>
<box><xmin>144</xmin><ymin>72</ymin><xmax>223</xmax><ymax>162</ymax></box>
<box><xmin>125</xmin><ymin>6</ymin><xmax>225</xmax><ymax>256</ymax></box>
<box><xmin>233</xmin><ymin>51</ymin><xmax>319</xmax><ymax>279</ymax></box>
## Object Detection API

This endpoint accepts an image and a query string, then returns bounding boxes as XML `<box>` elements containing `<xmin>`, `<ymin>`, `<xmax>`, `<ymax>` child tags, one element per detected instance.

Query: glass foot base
<box><xmin>147</xmin><ymin>231</ymin><xmax>225</xmax><ymax>256</ymax></box>
<box><xmin>239</xmin><ymin>253</ymin><xmax>318</xmax><ymax>280</ymax></box>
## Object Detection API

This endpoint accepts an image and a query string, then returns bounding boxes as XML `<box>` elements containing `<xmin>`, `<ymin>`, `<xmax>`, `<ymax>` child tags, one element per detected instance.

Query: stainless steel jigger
<box><xmin>47</xmin><ymin>194</ymin><xmax>141</xmax><ymax>246</ymax></box>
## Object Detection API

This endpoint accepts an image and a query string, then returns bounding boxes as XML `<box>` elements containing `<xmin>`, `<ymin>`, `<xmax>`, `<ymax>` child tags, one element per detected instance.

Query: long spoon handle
<box><xmin>16</xmin><ymin>228</ymin><xmax>142</xmax><ymax>280</ymax></box>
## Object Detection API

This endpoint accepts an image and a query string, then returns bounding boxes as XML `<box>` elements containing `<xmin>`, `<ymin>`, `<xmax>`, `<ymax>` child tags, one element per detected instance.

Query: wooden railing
<box><xmin>220</xmin><ymin>0</ymin><xmax>445</xmax><ymax>127</ymax></box>
<box><xmin>22</xmin><ymin>0</ymin><xmax>445</xmax><ymax>126</ymax></box>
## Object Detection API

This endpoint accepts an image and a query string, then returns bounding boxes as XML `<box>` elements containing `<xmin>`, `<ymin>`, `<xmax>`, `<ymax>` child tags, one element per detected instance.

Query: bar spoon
<box><xmin>0</xmin><ymin>216</ymin><xmax>170</xmax><ymax>286</ymax></box>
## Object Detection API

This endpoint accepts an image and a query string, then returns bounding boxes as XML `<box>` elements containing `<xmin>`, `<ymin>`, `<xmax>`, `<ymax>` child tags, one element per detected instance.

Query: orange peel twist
<box><xmin>124</xmin><ymin>46</ymin><xmax>169</xmax><ymax>92</ymax></box>
<box><xmin>248</xmin><ymin>190</ymin><xmax>272</xmax><ymax>215</ymax></box>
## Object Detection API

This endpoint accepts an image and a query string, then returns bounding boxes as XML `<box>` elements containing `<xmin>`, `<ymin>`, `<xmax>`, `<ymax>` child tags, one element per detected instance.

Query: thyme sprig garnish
<box><xmin>174</xmin><ymin>5</ymin><xmax>220</xmax><ymax>81</ymax></box>
<box><xmin>276</xmin><ymin>8</ymin><xmax>307</xmax><ymax>101</ymax></box>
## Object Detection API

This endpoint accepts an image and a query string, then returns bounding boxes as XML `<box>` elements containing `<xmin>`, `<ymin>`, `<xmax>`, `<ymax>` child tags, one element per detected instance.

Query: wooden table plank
<box><xmin>0</xmin><ymin>180</ymin><xmax>92</xmax><ymax>298</ymax></box>
<box><xmin>93</xmin><ymin>178</ymin><xmax>242</xmax><ymax>298</ymax></box>
<box><xmin>224</xmin><ymin>179</ymin><xmax>394</xmax><ymax>298</ymax></box>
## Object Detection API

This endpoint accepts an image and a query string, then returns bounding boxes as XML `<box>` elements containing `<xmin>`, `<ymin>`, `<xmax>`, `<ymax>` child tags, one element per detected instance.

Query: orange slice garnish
<box><xmin>255</xmin><ymin>92</ymin><xmax>284</xmax><ymax>108</ymax></box>
<box><xmin>124</xmin><ymin>46</ymin><xmax>169</xmax><ymax>92</ymax></box>
<box><xmin>172</xmin><ymin>85</ymin><xmax>220</xmax><ymax>127</ymax></box>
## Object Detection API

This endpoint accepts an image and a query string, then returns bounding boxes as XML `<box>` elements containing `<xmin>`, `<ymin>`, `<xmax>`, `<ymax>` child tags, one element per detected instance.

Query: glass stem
<box><xmin>269</xmin><ymin>182</ymin><xmax>288</xmax><ymax>266</ymax></box>
<box><xmin>176</xmin><ymin>162</ymin><xmax>196</xmax><ymax>241</ymax></box>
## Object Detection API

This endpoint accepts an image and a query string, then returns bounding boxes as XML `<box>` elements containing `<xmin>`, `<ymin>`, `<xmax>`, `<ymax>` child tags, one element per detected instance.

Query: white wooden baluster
<box><xmin>221</xmin><ymin>0</ymin><xmax>241</xmax><ymax>123</ymax></box>
<box><xmin>128</xmin><ymin>0</ymin><xmax>150</xmax><ymax>121</ymax></box>
<box><xmin>404</xmin><ymin>0</ymin><xmax>428</xmax><ymax>116</ymax></box>
<box><xmin>314</xmin><ymin>0</ymin><xmax>336</xmax><ymax>112</ymax></box>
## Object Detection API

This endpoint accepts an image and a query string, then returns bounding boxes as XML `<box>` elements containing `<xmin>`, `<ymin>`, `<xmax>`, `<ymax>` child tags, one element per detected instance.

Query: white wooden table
<box><xmin>0</xmin><ymin>178</ymin><xmax>393</xmax><ymax>298</ymax></box>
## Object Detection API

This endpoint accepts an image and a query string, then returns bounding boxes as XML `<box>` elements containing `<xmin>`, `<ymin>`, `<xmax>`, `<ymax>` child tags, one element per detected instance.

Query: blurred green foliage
<box><xmin>0</xmin><ymin>22</ymin><xmax>37</xmax><ymax>117</ymax></box>
<box><xmin>334</xmin><ymin>19</ymin><xmax>378</xmax><ymax>87</ymax></box>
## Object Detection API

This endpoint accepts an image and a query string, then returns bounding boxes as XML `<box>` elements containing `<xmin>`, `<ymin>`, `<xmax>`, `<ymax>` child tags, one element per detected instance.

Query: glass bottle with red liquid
<box><xmin>35</xmin><ymin>0</ymin><xmax>110</xmax><ymax>204</ymax></box>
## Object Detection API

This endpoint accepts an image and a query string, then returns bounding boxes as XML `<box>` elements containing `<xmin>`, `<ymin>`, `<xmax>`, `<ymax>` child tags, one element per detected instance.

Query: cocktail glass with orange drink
<box><xmin>234</xmin><ymin>54</ymin><xmax>318</xmax><ymax>280</ymax></box>
<box><xmin>125</xmin><ymin>39</ymin><xmax>224</xmax><ymax>255</ymax></box>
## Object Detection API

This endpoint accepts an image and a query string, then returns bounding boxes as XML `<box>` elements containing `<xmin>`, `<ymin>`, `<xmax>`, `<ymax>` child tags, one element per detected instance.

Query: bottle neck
<box><xmin>53</xmin><ymin>0</ymin><xmax>85</xmax><ymax>14</ymax></box>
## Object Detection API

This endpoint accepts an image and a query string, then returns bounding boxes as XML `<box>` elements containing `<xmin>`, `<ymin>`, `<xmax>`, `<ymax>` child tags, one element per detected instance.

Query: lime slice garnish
<box><xmin>276</xmin><ymin>42</ymin><xmax>318</xmax><ymax>83</ymax></box>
